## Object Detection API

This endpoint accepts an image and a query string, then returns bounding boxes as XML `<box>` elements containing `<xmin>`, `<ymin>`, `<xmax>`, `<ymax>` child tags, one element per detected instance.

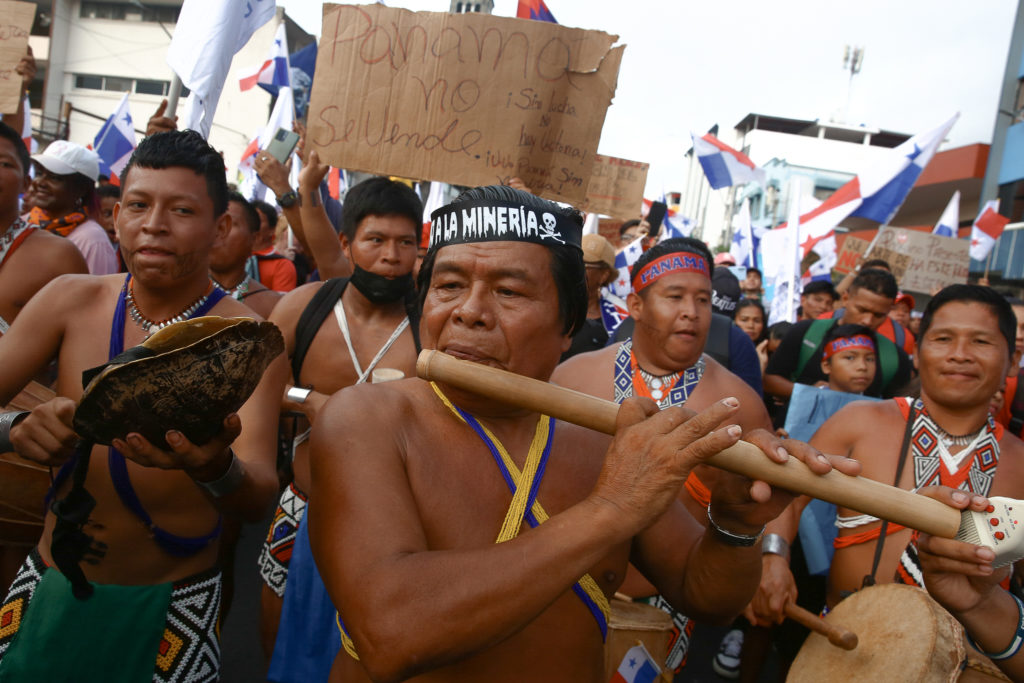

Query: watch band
<box><xmin>707</xmin><ymin>503</ymin><xmax>765</xmax><ymax>547</ymax></box>
<box><xmin>286</xmin><ymin>386</ymin><xmax>313</xmax><ymax>404</ymax></box>
<box><xmin>276</xmin><ymin>190</ymin><xmax>298</xmax><ymax>208</ymax></box>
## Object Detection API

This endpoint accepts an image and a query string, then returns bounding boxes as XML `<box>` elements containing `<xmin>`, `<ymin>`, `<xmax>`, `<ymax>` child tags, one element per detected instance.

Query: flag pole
<box><xmin>166</xmin><ymin>74</ymin><xmax>182</xmax><ymax>119</ymax></box>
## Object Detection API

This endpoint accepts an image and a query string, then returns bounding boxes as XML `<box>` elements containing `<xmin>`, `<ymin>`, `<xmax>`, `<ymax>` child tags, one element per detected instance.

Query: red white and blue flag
<box><xmin>730</xmin><ymin>199</ymin><xmax>754</xmax><ymax>267</ymax></box>
<box><xmin>599</xmin><ymin>291</ymin><xmax>629</xmax><ymax>337</ymax></box>
<box><xmin>608</xmin><ymin>235</ymin><xmax>644</xmax><ymax>299</ymax></box>
<box><xmin>239</xmin><ymin>23</ymin><xmax>290</xmax><ymax>92</ymax></box>
<box><xmin>691</xmin><ymin>132</ymin><xmax>765</xmax><ymax>190</ymax></box>
<box><xmin>777</xmin><ymin>114</ymin><xmax>959</xmax><ymax>267</ymax></box>
<box><xmin>517</xmin><ymin>0</ymin><xmax>557</xmax><ymax>23</ymax></box>
<box><xmin>969</xmin><ymin>199</ymin><xmax>1009</xmax><ymax>261</ymax></box>
<box><xmin>849</xmin><ymin>113</ymin><xmax>958</xmax><ymax>225</ymax></box>
<box><xmin>932</xmin><ymin>191</ymin><xmax>960</xmax><ymax>238</ymax></box>
<box><xmin>93</xmin><ymin>92</ymin><xmax>136</xmax><ymax>180</ymax></box>
<box><xmin>609</xmin><ymin>643</ymin><xmax>661</xmax><ymax>683</ymax></box>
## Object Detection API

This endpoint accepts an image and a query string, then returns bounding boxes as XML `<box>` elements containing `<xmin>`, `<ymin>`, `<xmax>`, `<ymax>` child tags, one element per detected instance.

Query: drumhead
<box><xmin>788</xmin><ymin>584</ymin><xmax>965</xmax><ymax>683</ymax></box>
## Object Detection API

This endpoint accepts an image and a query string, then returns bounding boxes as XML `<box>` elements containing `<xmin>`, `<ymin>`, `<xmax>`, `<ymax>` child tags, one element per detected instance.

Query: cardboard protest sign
<box><xmin>865</xmin><ymin>226</ymin><xmax>969</xmax><ymax>293</ymax></box>
<box><xmin>833</xmin><ymin>236</ymin><xmax>869</xmax><ymax>275</ymax></box>
<box><xmin>307</xmin><ymin>4</ymin><xmax>624</xmax><ymax>205</ymax></box>
<box><xmin>0</xmin><ymin>1</ymin><xmax>35</xmax><ymax>113</ymax></box>
<box><xmin>580</xmin><ymin>154</ymin><xmax>648</xmax><ymax>219</ymax></box>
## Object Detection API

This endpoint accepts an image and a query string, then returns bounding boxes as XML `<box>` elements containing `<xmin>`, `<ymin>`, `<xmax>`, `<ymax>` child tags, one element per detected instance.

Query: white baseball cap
<box><xmin>32</xmin><ymin>140</ymin><xmax>100</xmax><ymax>182</ymax></box>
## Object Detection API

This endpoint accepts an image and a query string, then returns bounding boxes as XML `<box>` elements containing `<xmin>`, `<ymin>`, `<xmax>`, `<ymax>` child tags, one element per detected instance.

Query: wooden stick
<box><xmin>784</xmin><ymin>601</ymin><xmax>858</xmax><ymax>650</ymax></box>
<box><xmin>416</xmin><ymin>350</ymin><xmax>963</xmax><ymax>539</ymax></box>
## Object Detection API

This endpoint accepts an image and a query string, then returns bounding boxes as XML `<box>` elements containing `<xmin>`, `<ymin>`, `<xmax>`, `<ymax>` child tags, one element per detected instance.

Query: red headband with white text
<box><xmin>823</xmin><ymin>334</ymin><xmax>876</xmax><ymax>361</ymax></box>
<box><xmin>631</xmin><ymin>252</ymin><xmax>710</xmax><ymax>292</ymax></box>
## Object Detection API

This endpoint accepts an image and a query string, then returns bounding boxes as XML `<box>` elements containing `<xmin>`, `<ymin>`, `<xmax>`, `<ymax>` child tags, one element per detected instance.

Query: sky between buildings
<box><xmin>278</xmin><ymin>0</ymin><xmax>1018</xmax><ymax>201</ymax></box>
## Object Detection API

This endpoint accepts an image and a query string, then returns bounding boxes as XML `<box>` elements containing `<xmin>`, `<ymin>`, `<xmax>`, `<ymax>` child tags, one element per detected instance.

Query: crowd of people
<box><xmin>0</xmin><ymin>50</ymin><xmax>1023</xmax><ymax>683</ymax></box>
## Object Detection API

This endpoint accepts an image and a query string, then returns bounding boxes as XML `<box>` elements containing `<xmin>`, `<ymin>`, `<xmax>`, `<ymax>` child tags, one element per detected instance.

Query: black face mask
<box><xmin>349</xmin><ymin>265</ymin><xmax>415</xmax><ymax>305</ymax></box>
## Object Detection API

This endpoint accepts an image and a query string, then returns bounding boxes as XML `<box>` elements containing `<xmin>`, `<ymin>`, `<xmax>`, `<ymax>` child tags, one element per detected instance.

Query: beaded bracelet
<box><xmin>706</xmin><ymin>503</ymin><xmax>766</xmax><ymax>547</ymax></box>
<box><xmin>966</xmin><ymin>592</ymin><xmax>1024</xmax><ymax>661</ymax></box>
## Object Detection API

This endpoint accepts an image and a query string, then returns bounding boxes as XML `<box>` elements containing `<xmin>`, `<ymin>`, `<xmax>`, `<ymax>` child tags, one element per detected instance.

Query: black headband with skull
<box><xmin>428</xmin><ymin>199</ymin><xmax>582</xmax><ymax>251</ymax></box>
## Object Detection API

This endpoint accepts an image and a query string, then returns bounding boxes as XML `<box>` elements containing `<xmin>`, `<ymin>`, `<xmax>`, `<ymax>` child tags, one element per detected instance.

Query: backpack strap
<box><xmin>891</xmin><ymin>319</ymin><xmax>906</xmax><ymax>351</ymax></box>
<box><xmin>292</xmin><ymin>278</ymin><xmax>349</xmax><ymax>384</ymax></box>
<box><xmin>704</xmin><ymin>313</ymin><xmax>731</xmax><ymax>369</ymax></box>
<box><xmin>875</xmin><ymin>334</ymin><xmax>900</xmax><ymax>392</ymax></box>
<box><xmin>794</xmin><ymin>319</ymin><xmax>835</xmax><ymax>381</ymax></box>
<box><xmin>863</xmin><ymin>398</ymin><xmax>916</xmax><ymax>587</ymax></box>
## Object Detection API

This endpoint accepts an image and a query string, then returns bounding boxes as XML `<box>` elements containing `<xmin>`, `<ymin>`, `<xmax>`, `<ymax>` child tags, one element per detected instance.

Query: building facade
<box><xmin>23</xmin><ymin>0</ymin><xmax>311</xmax><ymax>181</ymax></box>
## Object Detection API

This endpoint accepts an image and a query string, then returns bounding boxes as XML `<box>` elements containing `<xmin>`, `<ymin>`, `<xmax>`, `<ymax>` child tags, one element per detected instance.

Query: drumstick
<box><xmin>784</xmin><ymin>602</ymin><xmax>857</xmax><ymax>650</ymax></box>
<box><xmin>416</xmin><ymin>350</ymin><xmax>975</xmax><ymax>542</ymax></box>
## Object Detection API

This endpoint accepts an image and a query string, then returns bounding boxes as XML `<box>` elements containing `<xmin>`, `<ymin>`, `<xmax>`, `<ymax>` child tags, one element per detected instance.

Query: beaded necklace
<box><xmin>126</xmin><ymin>277</ymin><xmax>215</xmax><ymax>336</ymax></box>
<box><xmin>213</xmin><ymin>275</ymin><xmax>252</xmax><ymax>302</ymax></box>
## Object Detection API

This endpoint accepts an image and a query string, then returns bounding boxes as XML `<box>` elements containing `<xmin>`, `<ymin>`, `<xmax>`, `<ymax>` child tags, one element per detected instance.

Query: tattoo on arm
<box><xmin>296</xmin><ymin>193</ymin><xmax>303</xmax><ymax>207</ymax></box>
<box><xmin>310</xmin><ymin>192</ymin><xmax>320</xmax><ymax>208</ymax></box>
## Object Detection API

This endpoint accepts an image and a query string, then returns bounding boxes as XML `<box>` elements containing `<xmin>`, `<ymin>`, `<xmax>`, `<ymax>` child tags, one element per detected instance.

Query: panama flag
<box><xmin>730</xmin><ymin>199</ymin><xmax>754</xmax><ymax>267</ymax></box>
<box><xmin>659</xmin><ymin>213</ymin><xmax>694</xmax><ymax>241</ymax></box>
<box><xmin>610</xmin><ymin>643</ymin><xmax>661</xmax><ymax>683</ymax></box>
<box><xmin>849</xmin><ymin>113</ymin><xmax>958</xmax><ymax>224</ymax></box>
<box><xmin>93</xmin><ymin>92</ymin><xmax>136</xmax><ymax>180</ymax></box>
<box><xmin>932</xmin><ymin>191</ymin><xmax>960</xmax><ymax>237</ymax></box>
<box><xmin>969</xmin><ymin>199</ymin><xmax>1010</xmax><ymax>261</ymax></box>
<box><xmin>608</xmin><ymin>235</ymin><xmax>644</xmax><ymax>299</ymax></box>
<box><xmin>517</xmin><ymin>0</ymin><xmax>557</xmax><ymax>23</ymax></box>
<box><xmin>691</xmin><ymin>132</ymin><xmax>766</xmax><ymax>190</ymax></box>
<box><xmin>776</xmin><ymin>114</ymin><xmax>959</xmax><ymax>263</ymax></box>
<box><xmin>599</xmin><ymin>291</ymin><xmax>629</xmax><ymax>336</ymax></box>
<box><xmin>240</xmin><ymin>22</ymin><xmax>290</xmax><ymax>91</ymax></box>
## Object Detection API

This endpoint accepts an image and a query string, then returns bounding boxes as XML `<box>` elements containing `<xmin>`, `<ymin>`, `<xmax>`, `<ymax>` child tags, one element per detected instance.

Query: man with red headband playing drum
<box><xmin>0</xmin><ymin>130</ymin><xmax>285</xmax><ymax>681</ymax></box>
<box><xmin>307</xmin><ymin>186</ymin><xmax>854</xmax><ymax>682</ymax></box>
<box><xmin>553</xmin><ymin>236</ymin><xmax>786</xmax><ymax>672</ymax></box>
<box><xmin>759</xmin><ymin>286</ymin><xmax>1024</xmax><ymax>630</ymax></box>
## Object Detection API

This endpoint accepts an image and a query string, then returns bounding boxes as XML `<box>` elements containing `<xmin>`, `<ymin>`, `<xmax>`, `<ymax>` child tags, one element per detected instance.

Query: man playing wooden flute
<box><xmin>308</xmin><ymin>186</ymin><xmax>853</xmax><ymax>682</ymax></box>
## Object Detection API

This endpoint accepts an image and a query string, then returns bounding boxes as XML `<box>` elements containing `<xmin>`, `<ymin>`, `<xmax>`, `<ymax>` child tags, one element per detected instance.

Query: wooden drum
<box><xmin>604</xmin><ymin>598</ymin><xmax>673</xmax><ymax>683</ymax></box>
<box><xmin>788</xmin><ymin>584</ymin><xmax>966</xmax><ymax>683</ymax></box>
<box><xmin>0</xmin><ymin>381</ymin><xmax>54</xmax><ymax>546</ymax></box>
<box><xmin>960</xmin><ymin>638</ymin><xmax>1012</xmax><ymax>682</ymax></box>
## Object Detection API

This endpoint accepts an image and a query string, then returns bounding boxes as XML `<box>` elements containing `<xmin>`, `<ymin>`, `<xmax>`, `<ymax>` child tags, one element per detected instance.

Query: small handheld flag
<box><xmin>239</xmin><ymin>23</ymin><xmax>290</xmax><ymax>92</ymax></box>
<box><xmin>609</xmin><ymin>643</ymin><xmax>661</xmax><ymax>683</ymax></box>
<box><xmin>969</xmin><ymin>200</ymin><xmax>1009</xmax><ymax>262</ymax></box>
<box><xmin>691</xmin><ymin>132</ymin><xmax>765</xmax><ymax>190</ymax></box>
<box><xmin>92</xmin><ymin>92</ymin><xmax>136</xmax><ymax>180</ymax></box>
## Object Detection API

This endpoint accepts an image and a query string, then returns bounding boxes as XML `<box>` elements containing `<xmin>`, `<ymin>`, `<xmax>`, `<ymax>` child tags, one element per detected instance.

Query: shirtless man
<box><xmin>0</xmin><ymin>122</ymin><xmax>86</xmax><ymax>588</ymax></box>
<box><xmin>308</xmin><ymin>186</ymin><xmax>848</xmax><ymax>682</ymax></box>
<box><xmin>211</xmin><ymin>191</ymin><xmax>281</xmax><ymax>318</ymax></box>
<box><xmin>257</xmin><ymin>159</ymin><xmax>421</xmax><ymax>678</ymax></box>
<box><xmin>919</xmin><ymin>488</ymin><xmax>1024</xmax><ymax>682</ymax></box>
<box><xmin>0</xmin><ymin>122</ymin><xmax>87</xmax><ymax>333</ymax></box>
<box><xmin>759</xmin><ymin>285</ymin><xmax>1024</xmax><ymax>617</ymax></box>
<box><xmin>26</xmin><ymin>140</ymin><xmax>118</xmax><ymax>275</ymax></box>
<box><xmin>0</xmin><ymin>130</ymin><xmax>284</xmax><ymax>680</ymax></box>
<box><xmin>553</xmin><ymin>237</ymin><xmax>779</xmax><ymax>671</ymax></box>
